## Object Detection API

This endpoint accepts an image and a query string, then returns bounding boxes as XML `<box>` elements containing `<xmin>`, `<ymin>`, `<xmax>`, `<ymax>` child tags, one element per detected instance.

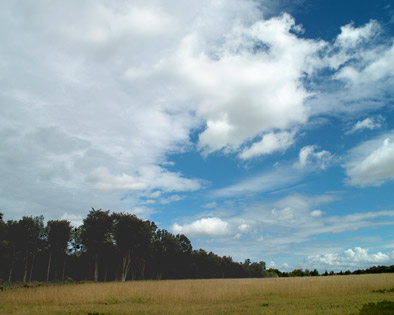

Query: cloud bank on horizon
<box><xmin>1</xmin><ymin>0</ymin><xmax>394</xmax><ymax>271</ymax></box>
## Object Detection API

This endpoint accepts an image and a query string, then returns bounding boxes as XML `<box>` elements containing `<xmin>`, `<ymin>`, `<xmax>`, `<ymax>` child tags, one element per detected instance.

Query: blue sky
<box><xmin>1</xmin><ymin>0</ymin><xmax>394</xmax><ymax>272</ymax></box>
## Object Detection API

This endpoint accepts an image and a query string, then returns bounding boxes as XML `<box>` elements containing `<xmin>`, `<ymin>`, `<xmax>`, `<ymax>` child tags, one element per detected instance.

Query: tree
<box><xmin>18</xmin><ymin>216</ymin><xmax>44</xmax><ymax>282</ymax></box>
<box><xmin>151</xmin><ymin>229</ymin><xmax>181</xmax><ymax>279</ymax></box>
<box><xmin>112</xmin><ymin>213</ymin><xmax>153</xmax><ymax>281</ymax></box>
<box><xmin>174</xmin><ymin>234</ymin><xmax>192</xmax><ymax>277</ymax></box>
<box><xmin>80</xmin><ymin>209</ymin><xmax>112</xmax><ymax>281</ymax></box>
<box><xmin>5</xmin><ymin>220</ymin><xmax>20</xmax><ymax>282</ymax></box>
<box><xmin>0</xmin><ymin>213</ymin><xmax>7</xmax><ymax>281</ymax></box>
<box><xmin>46</xmin><ymin>220</ymin><xmax>72</xmax><ymax>281</ymax></box>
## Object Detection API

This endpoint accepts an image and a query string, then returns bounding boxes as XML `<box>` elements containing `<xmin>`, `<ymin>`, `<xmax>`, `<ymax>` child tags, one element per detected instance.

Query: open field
<box><xmin>1</xmin><ymin>274</ymin><xmax>394</xmax><ymax>314</ymax></box>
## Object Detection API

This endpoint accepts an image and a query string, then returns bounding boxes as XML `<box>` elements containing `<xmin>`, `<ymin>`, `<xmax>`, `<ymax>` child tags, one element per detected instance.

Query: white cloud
<box><xmin>89</xmin><ymin>166</ymin><xmax>148</xmax><ymax>191</ymax></box>
<box><xmin>239</xmin><ymin>131</ymin><xmax>295</xmax><ymax>159</ymax></box>
<box><xmin>238</xmin><ymin>223</ymin><xmax>251</xmax><ymax>232</ymax></box>
<box><xmin>60</xmin><ymin>213</ymin><xmax>84</xmax><ymax>228</ymax></box>
<box><xmin>184</xmin><ymin>193</ymin><xmax>394</xmax><ymax>260</ymax></box>
<box><xmin>293</xmin><ymin>145</ymin><xmax>333</xmax><ymax>170</ymax></box>
<box><xmin>178</xmin><ymin>196</ymin><xmax>394</xmax><ymax>265</ymax></box>
<box><xmin>178</xmin><ymin>193</ymin><xmax>339</xmax><ymax>245</ymax></box>
<box><xmin>159</xmin><ymin>194</ymin><xmax>184</xmax><ymax>205</ymax></box>
<box><xmin>305</xmin><ymin>247</ymin><xmax>394</xmax><ymax>271</ymax></box>
<box><xmin>345</xmin><ymin>134</ymin><xmax>394</xmax><ymax>186</ymax></box>
<box><xmin>310</xmin><ymin>210</ymin><xmax>323</xmax><ymax>217</ymax></box>
<box><xmin>335</xmin><ymin>21</ymin><xmax>380</xmax><ymax>51</ymax></box>
<box><xmin>203</xmin><ymin>202</ymin><xmax>218</xmax><ymax>209</ymax></box>
<box><xmin>308</xmin><ymin>19</ymin><xmax>394</xmax><ymax>116</ymax></box>
<box><xmin>1</xmin><ymin>0</ymin><xmax>394</xmax><ymax>227</ymax></box>
<box><xmin>149</xmin><ymin>191</ymin><xmax>161</xmax><ymax>198</ymax></box>
<box><xmin>172</xmin><ymin>217</ymin><xmax>230</xmax><ymax>237</ymax></box>
<box><xmin>281</xmin><ymin>263</ymin><xmax>290</xmax><ymax>270</ymax></box>
<box><xmin>347</xmin><ymin>116</ymin><xmax>383</xmax><ymax>134</ymax></box>
<box><xmin>88</xmin><ymin>166</ymin><xmax>202</xmax><ymax>193</ymax></box>
<box><xmin>325</xmin><ymin>20</ymin><xmax>381</xmax><ymax>71</ymax></box>
<box><xmin>136</xmin><ymin>12</ymin><xmax>323</xmax><ymax>155</ymax></box>
<box><xmin>212</xmin><ymin>165</ymin><xmax>304</xmax><ymax>197</ymax></box>
<box><xmin>335</xmin><ymin>44</ymin><xmax>394</xmax><ymax>86</ymax></box>
<box><xmin>138</xmin><ymin>165</ymin><xmax>203</xmax><ymax>192</ymax></box>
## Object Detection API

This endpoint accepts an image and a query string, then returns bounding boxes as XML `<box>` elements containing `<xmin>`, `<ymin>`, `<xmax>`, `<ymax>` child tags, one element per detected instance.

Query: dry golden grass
<box><xmin>1</xmin><ymin>274</ymin><xmax>394</xmax><ymax>314</ymax></box>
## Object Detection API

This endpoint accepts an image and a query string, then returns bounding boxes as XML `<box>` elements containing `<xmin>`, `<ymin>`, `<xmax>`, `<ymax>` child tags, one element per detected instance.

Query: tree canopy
<box><xmin>0</xmin><ymin>210</ymin><xmax>267</xmax><ymax>282</ymax></box>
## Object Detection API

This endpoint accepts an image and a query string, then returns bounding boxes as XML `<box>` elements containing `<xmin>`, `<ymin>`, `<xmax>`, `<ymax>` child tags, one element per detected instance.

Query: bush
<box><xmin>359</xmin><ymin>300</ymin><xmax>394</xmax><ymax>314</ymax></box>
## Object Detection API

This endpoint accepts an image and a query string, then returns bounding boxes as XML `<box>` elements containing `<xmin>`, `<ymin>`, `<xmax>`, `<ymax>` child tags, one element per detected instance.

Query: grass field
<box><xmin>1</xmin><ymin>274</ymin><xmax>394</xmax><ymax>314</ymax></box>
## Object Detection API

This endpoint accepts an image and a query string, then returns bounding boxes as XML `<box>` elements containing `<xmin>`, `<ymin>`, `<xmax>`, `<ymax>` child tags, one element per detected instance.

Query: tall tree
<box><xmin>5</xmin><ymin>220</ymin><xmax>20</xmax><ymax>282</ymax></box>
<box><xmin>80</xmin><ymin>209</ymin><xmax>112</xmax><ymax>281</ymax></box>
<box><xmin>0</xmin><ymin>213</ymin><xmax>7</xmax><ymax>280</ymax></box>
<box><xmin>18</xmin><ymin>216</ymin><xmax>44</xmax><ymax>282</ymax></box>
<box><xmin>151</xmin><ymin>229</ymin><xmax>192</xmax><ymax>279</ymax></box>
<box><xmin>112</xmin><ymin>213</ymin><xmax>153</xmax><ymax>281</ymax></box>
<box><xmin>46</xmin><ymin>220</ymin><xmax>72</xmax><ymax>281</ymax></box>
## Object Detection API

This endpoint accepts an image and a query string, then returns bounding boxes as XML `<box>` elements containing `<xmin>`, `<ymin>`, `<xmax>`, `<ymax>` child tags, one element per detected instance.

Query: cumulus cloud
<box><xmin>305</xmin><ymin>247</ymin><xmax>394</xmax><ymax>271</ymax></box>
<box><xmin>129</xmin><ymin>12</ymin><xmax>324</xmax><ymax>155</ymax></box>
<box><xmin>325</xmin><ymin>20</ymin><xmax>382</xmax><ymax>74</ymax></box>
<box><xmin>333</xmin><ymin>21</ymin><xmax>381</xmax><ymax>61</ymax></box>
<box><xmin>293</xmin><ymin>145</ymin><xmax>333</xmax><ymax>170</ymax></box>
<box><xmin>309</xmin><ymin>19</ymin><xmax>394</xmax><ymax>116</ymax></box>
<box><xmin>334</xmin><ymin>44</ymin><xmax>394</xmax><ymax>86</ymax></box>
<box><xmin>239</xmin><ymin>131</ymin><xmax>295</xmax><ymax>159</ymax></box>
<box><xmin>345</xmin><ymin>134</ymin><xmax>394</xmax><ymax>186</ymax></box>
<box><xmin>188</xmin><ymin>14</ymin><xmax>319</xmax><ymax>154</ymax></box>
<box><xmin>1</xmin><ymin>0</ymin><xmax>394</xmax><ymax>223</ymax></box>
<box><xmin>172</xmin><ymin>217</ymin><xmax>230</xmax><ymax>237</ymax></box>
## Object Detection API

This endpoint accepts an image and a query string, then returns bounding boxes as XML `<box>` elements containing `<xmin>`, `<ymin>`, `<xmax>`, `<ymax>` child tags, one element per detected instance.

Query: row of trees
<box><xmin>0</xmin><ymin>210</ymin><xmax>267</xmax><ymax>283</ymax></box>
<box><xmin>266</xmin><ymin>265</ymin><xmax>394</xmax><ymax>278</ymax></box>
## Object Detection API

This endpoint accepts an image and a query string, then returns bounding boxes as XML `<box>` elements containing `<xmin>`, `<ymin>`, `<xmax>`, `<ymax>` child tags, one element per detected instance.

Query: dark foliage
<box><xmin>1</xmin><ymin>210</ymin><xmax>393</xmax><ymax>283</ymax></box>
<box><xmin>359</xmin><ymin>300</ymin><xmax>394</xmax><ymax>315</ymax></box>
<box><xmin>0</xmin><ymin>210</ymin><xmax>266</xmax><ymax>282</ymax></box>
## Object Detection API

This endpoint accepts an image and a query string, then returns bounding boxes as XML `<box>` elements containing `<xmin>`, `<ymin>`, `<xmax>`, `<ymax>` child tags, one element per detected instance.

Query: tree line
<box><xmin>266</xmin><ymin>265</ymin><xmax>394</xmax><ymax>278</ymax></box>
<box><xmin>0</xmin><ymin>209</ymin><xmax>267</xmax><ymax>283</ymax></box>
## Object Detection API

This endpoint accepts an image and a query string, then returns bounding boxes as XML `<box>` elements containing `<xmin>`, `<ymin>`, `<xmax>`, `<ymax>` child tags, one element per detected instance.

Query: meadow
<box><xmin>1</xmin><ymin>274</ymin><xmax>394</xmax><ymax>314</ymax></box>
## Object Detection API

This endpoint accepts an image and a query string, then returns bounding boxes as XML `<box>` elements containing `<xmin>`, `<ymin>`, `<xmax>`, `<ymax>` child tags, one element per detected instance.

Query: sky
<box><xmin>1</xmin><ymin>0</ymin><xmax>394</xmax><ymax>272</ymax></box>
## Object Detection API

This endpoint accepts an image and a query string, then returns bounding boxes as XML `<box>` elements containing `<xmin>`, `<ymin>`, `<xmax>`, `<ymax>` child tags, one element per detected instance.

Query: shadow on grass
<box><xmin>359</xmin><ymin>300</ymin><xmax>394</xmax><ymax>314</ymax></box>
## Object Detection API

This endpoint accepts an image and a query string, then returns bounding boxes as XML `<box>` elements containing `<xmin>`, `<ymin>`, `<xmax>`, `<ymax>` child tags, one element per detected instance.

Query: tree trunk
<box><xmin>94</xmin><ymin>254</ymin><xmax>99</xmax><ymax>282</ymax></box>
<box><xmin>8</xmin><ymin>266</ymin><xmax>13</xmax><ymax>283</ymax></box>
<box><xmin>121</xmin><ymin>249</ymin><xmax>132</xmax><ymax>282</ymax></box>
<box><xmin>62</xmin><ymin>261</ymin><xmax>66</xmax><ymax>281</ymax></box>
<box><xmin>23</xmin><ymin>248</ymin><xmax>29</xmax><ymax>283</ymax></box>
<box><xmin>131</xmin><ymin>268</ymin><xmax>137</xmax><ymax>281</ymax></box>
<box><xmin>8</xmin><ymin>246</ymin><xmax>15</xmax><ymax>282</ymax></box>
<box><xmin>46</xmin><ymin>251</ymin><xmax>52</xmax><ymax>282</ymax></box>
<box><xmin>29</xmin><ymin>246</ymin><xmax>37</xmax><ymax>282</ymax></box>
<box><xmin>140</xmin><ymin>260</ymin><xmax>146</xmax><ymax>280</ymax></box>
